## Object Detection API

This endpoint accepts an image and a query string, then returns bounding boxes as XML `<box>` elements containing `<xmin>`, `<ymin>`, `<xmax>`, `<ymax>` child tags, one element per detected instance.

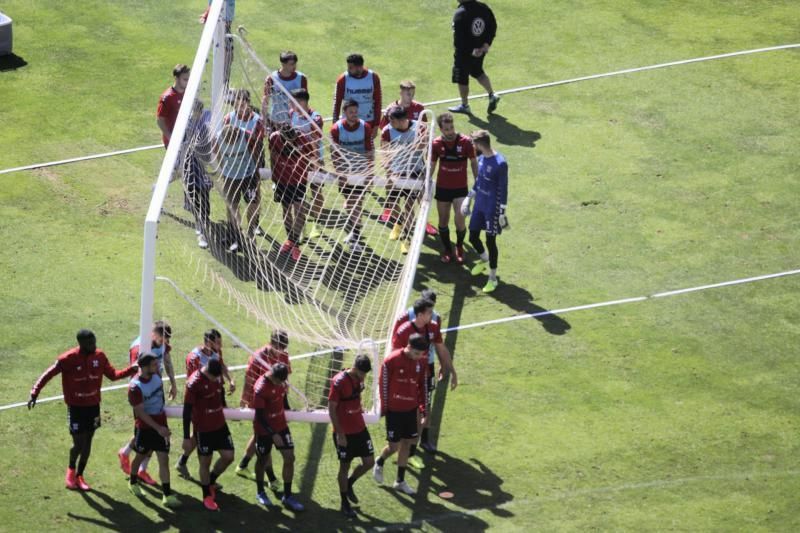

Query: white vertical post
<box><xmin>210</xmin><ymin>0</ymin><xmax>227</xmax><ymax>125</ymax></box>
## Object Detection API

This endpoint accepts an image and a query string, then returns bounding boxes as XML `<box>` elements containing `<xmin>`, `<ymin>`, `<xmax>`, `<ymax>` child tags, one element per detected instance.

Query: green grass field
<box><xmin>1</xmin><ymin>1</ymin><xmax>799</xmax><ymax>531</ymax></box>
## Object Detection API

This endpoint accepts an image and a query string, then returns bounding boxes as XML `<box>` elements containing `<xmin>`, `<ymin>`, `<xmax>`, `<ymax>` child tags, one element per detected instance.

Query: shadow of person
<box><xmin>0</xmin><ymin>53</ymin><xmax>27</xmax><ymax>71</ymax></box>
<box><xmin>71</xmin><ymin>489</ymin><xmax>160</xmax><ymax>532</ymax></box>
<box><xmin>379</xmin><ymin>482</ymin><xmax>493</xmax><ymax>531</ymax></box>
<box><xmin>483</xmin><ymin>280</ymin><xmax>571</xmax><ymax>335</ymax></box>
<box><xmin>468</xmin><ymin>113</ymin><xmax>541</xmax><ymax>148</ymax></box>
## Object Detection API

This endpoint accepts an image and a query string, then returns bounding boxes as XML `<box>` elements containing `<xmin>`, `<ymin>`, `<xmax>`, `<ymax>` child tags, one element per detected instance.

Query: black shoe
<box><xmin>346</xmin><ymin>485</ymin><xmax>359</xmax><ymax>504</ymax></box>
<box><xmin>487</xmin><ymin>94</ymin><xmax>501</xmax><ymax>114</ymax></box>
<box><xmin>341</xmin><ymin>504</ymin><xmax>357</xmax><ymax>518</ymax></box>
<box><xmin>420</xmin><ymin>440</ymin><xmax>437</xmax><ymax>453</ymax></box>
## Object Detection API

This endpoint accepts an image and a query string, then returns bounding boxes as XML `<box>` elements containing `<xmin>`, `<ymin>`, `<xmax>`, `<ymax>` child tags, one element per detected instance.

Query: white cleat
<box><xmin>393</xmin><ymin>480</ymin><xmax>416</xmax><ymax>495</ymax></box>
<box><xmin>372</xmin><ymin>463</ymin><xmax>384</xmax><ymax>485</ymax></box>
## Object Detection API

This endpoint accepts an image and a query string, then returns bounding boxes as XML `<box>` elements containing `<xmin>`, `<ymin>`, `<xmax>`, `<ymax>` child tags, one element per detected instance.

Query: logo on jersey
<box><xmin>92</xmin><ymin>360</ymin><xmax>99</xmax><ymax>368</ymax></box>
<box><xmin>472</xmin><ymin>18</ymin><xmax>486</xmax><ymax>37</ymax></box>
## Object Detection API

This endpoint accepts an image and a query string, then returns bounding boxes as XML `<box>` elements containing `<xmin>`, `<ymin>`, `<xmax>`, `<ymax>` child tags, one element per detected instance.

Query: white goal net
<box><xmin>139</xmin><ymin>0</ymin><xmax>435</xmax><ymax>422</ymax></box>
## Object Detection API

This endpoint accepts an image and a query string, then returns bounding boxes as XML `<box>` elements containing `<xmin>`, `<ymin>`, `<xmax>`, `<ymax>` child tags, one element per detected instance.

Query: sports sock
<box><xmin>178</xmin><ymin>454</ymin><xmax>189</xmax><ymax>466</ymax></box>
<box><xmin>341</xmin><ymin>491</ymin><xmax>349</xmax><ymax>505</ymax></box>
<box><xmin>266</xmin><ymin>466</ymin><xmax>277</xmax><ymax>482</ymax></box>
<box><xmin>256</xmin><ymin>478</ymin><xmax>265</xmax><ymax>494</ymax></box>
<box><xmin>438</xmin><ymin>226</ymin><xmax>452</xmax><ymax>252</ymax></box>
<box><xmin>139</xmin><ymin>456</ymin><xmax>150</xmax><ymax>472</ymax></box>
<box><xmin>408</xmin><ymin>445</ymin><xmax>417</xmax><ymax>458</ymax></box>
<box><xmin>347</xmin><ymin>475</ymin><xmax>356</xmax><ymax>488</ymax></box>
<box><xmin>239</xmin><ymin>456</ymin><xmax>251</xmax><ymax>469</ymax></box>
<box><xmin>129</xmin><ymin>473</ymin><xmax>138</xmax><ymax>485</ymax></box>
<box><xmin>120</xmin><ymin>443</ymin><xmax>132</xmax><ymax>456</ymax></box>
<box><xmin>201</xmin><ymin>484</ymin><xmax>210</xmax><ymax>498</ymax></box>
<box><xmin>456</xmin><ymin>229</ymin><xmax>466</xmax><ymax>246</ymax></box>
<box><xmin>283</xmin><ymin>482</ymin><xmax>292</xmax><ymax>497</ymax></box>
<box><xmin>162</xmin><ymin>482</ymin><xmax>171</xmax><ymax>496</ymax></box>
<box><xmin>397</xmin><ymin>466</ymin><xmax>407</xmax><ymax>482</ymax></box>
<box><xmin>489</xmin><ymin>268</ymin><xmax>497</xmax><ymax>281</ymax></box>
<box><xmin>209</xmin><ymin>471</ymin><xmax>219</xmax><ymax>486</ymax></box>
<box><xmin>376</xmin><ymin>456</ymin><xmax>385</xmax><ymax>467</ymax></box>
<box><xmin>480</xmin><ymin>251</ymin><xmax>489</xmax><ymax>262</ymax></box>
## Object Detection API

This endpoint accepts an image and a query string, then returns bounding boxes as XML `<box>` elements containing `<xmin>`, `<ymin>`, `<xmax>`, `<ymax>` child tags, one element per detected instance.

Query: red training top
<box><xmin>328</xmin><ymin>370</ymin><xmax>366</xmax><ymax>435</ymax></box>
<box><xmin>184</xmin><ymin>370</ymin><xmax>226</xmax><ymax>433</ymax></box>
<box><xmin>391</xmin><ymin>319</ymin><xmax>443</xmax><ymax>350</ymax></box>
<box><xmin>269</xmin><ymin>131</ymin><xmax>315</xmax><ymax>185</ymax></box>
<box><xmin>241</xmin><ymin>344</ymin><xmax>291</xmax><ymax>408</ymax></box>
<box><xmin>378</xmin><ymin>100</ymin><xmax>426</xmax><ymax>130</ymax></box>
<box><xmin>431</xmin><ymin>134</ymin><xmax>475</xmax><ymax>189</ymax></box>
<box><xmin>252</xmin><ymin>374</ymin><xmax>289</xmax><ymax>434</ymax></box>
<box><xmin>379</xmin><ymin>348</ymin><xmax>428</xmax><ymax>415</ymax></box>
<box><xmin>156</xmin><ymin>86</ymin><xmax>184</xmax><ymax>147</ymax></box>
<box><xmin>30</xmin><ymin>347</ymin><xmax>136</xmax><ymax>406</ymax></box>
<box><xmin>185</xmin><ymin>347</ymin><xmax>225</xmax><ymax>376</ymax></box>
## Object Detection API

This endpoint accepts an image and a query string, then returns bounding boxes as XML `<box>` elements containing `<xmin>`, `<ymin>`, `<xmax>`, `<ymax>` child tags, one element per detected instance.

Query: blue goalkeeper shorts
<box><xmin>469</xmin><ymin>209</ymin><xmax>501</xmax><ymax>236</ymax></box>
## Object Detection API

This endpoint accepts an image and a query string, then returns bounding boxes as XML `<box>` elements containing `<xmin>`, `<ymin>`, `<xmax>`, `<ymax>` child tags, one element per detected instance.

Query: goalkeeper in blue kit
<box><xmin>461</xmin><ymin>130</ymin><xmax>508</xmax><ymax>293</ymax></box>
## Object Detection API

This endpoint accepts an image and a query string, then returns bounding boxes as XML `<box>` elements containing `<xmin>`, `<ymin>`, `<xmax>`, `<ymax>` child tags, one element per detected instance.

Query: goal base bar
<box><xmin>164</xmin><ymin>406</ymin><xmax>379</xmax><ymax>425</ymax></box>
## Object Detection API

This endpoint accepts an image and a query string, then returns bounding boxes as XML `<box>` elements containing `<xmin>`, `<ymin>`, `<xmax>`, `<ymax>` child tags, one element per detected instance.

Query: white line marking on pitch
<box><xmin>1</xmin><ymin>267</ymin><xmax>798</xmax><ymax>412</ymax></box>
<box><xmin>1</xmin><ymin>43</ymin><xmax>797</xmax><ymax>176</ymax></box>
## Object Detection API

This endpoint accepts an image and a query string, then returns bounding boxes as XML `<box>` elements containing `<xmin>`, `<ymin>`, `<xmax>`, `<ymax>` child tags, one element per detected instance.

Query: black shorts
<box><xmin>273</xmin><ymin>182</ymin><xmax>307</xmax><ymax>206</ymax></box>
<box><xmin>435</xmin><ymin>186</ymin><xmax>469</xmax><ymax>203</ymax></box>
<box><xmin>222</xmin><ymin>174</ymin><xmax>261</xmax><ymax>205</ymax></box>
<box><xmin>452</xmin><ymin>51</ymin><xmax>486</xmax><ymax>84</ymax></box>
<box><xmin>196</xmin><ymin>424</ymin><xmax>234</xmax><ymax>456</ymax></box>
<box><xmin>67</xmin><ymin>405</ymin><xmax>101</xmax><ymax>435</ymax></box>
<box><xmin>387</xmin><ymin>172</ymin><xmax>424</xmax><ymax>201</ymax></box>
<box><xmin>333</xmin><ymin>428</ymin><xmax>374</xmax><ymax>462</ymax></box>
<box><xmin>338</xmin><ymin>182</ymin><xmax>367</xmax><ymax>200</ymax></box>
<box><xmin>256</xmin><ymin>428</ymin><xmax>294</xmax><ymax>456</ymax></box>
<box><xmin>386</xmin><ymin>409</ymin><xmax>419</xmax><ymax>443</ymax></box>
<box><xmin>132</xmin><ymin>426</ymin><xmax>170</xmax><ymax>454</ymax></box>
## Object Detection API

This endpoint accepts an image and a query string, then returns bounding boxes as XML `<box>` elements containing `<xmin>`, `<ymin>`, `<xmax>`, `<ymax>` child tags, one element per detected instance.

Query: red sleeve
<box><xmin>380</xmin><ymin>127</ymin><xmax>390</xmax><ymax>144</ymax></box>
<box><xmin>129</xmin><ymin>345</ymin><xmax>139</xmax><ymax>366</ymax></box>
<box><xmin>431</xmin><ymin>139</ymin><xmax>441</xmax><ymax>164</ymax></box>
<box><xmin>418</xmin><ymin>365</ymin><xmax>429</xmax><ymax>414</ymax></box>
<box><xmin>252</xmin><ymin>379</ymin><xmax>265</xmax><ymax>409</ymax></box>
<box><xmin>432</xmin><ymin>322</ymin><xmax>443</xmax><ymax>344</ymax></box>
<box><xmin>156</xmin><ymin>92</ymin><xmax>169</xmax><ymax>118</ymax></box>
<box><xmin>269</xmin><ymin>133</ymin><xmax>280</xmax><ymax>170</ymax></box>
<box><xmin>30</xmin><ymin>360</ymin><xmax>62</xmax><ymax>397</ymax></box>
<box><xmin>128</xmin><ymin>384</ymin><xmax>143</xmax><ymax>407</ymax></box>
<box><xmin>314</xmin><ymin>114</ymin><xmax>323</xmax><ymax>130</ymax></box>
<box><xmin>379</xmin><ymin>361</ymin><xmax>389</xmax><ymax>415</ymax></box>
<box><xmin>378</xmin><ymin>112</ymin><xmax>389</xmax><ymax>131</ymax></box>
<box><xmin>330</xmin><ymin>123</ymin><xmax>340</xmax><ymax>144</ymax></box>
<box><xmin>391</xmin><ymin>325</ymin><xmax>405</xmax><ymax>350</ymax></box>
<box><xmin>185</xmin><ymin>353</ymin><xmax>198</xmax><ymax>375</ymax></box>
<box><xmin>464</xmin><ymin>137</ymin><xmax>476</xmax><ymax>158</ymax></box>
<box><xmin>263</xmin><ymin>76</ymin><xmax>272</xmax><ymax>100</ymax></box>
<box><xmin>301</xmin><ymin>75</ymin><xmax>308</xmax><ymax>90</ymax></box>
<box><xmin>184</xmin><ymin>376</ymin><xmax>197</xmax><ymax>405</ymax></box>
<box><xmin>332</xmin><ymin>75</ymin><xmax>345</xmax><ymax>123</ymax></box>
<box><xmin>372</xmin><ymin>72</ymin><xmax>382</xmax><ymax>130</ymax></box>
<box><xmin>102</xmin><ymin>353</ymin><xmax>136</xmax><ymax>381</ymax></box>
<box><xmin>364</xmin><ymin>124</ymin><xmax>374</xmax><ymax>152</ymax></box>
<box><xmin>327</xmin><ymin>378</ymin><xmax>340</xmax><ymax>402</ymax></box>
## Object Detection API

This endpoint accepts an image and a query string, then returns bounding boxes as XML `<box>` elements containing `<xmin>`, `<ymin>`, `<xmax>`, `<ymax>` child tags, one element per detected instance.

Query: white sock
<box><xmin>139</xmin><ymin>455</ymin><xmax>150</xmax><ymax>472</ymax></box>
<box><xmin>120</xmin><ymin>443</ymin><xmax>132</xmax><ymax>456</ymax></box>
<box><xmin>489</xmin><ymin>269</ymin><xmax>497</xmax><ymax>281</ymax></box>
<box><xmin>480</xmin><ymin>252</ymin><xmax>489</xmax><ymax>262</ymax></box>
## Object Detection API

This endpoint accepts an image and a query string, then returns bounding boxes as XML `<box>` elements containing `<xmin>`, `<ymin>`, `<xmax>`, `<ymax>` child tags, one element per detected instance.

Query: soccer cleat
<box><xmin>389</xmin><ymin>223</ymin><xmax>402</xmax><ymax>241</ymax></box>
<box><xmin>342</xmin><ymin>504</ymin><xmax>357</xmax><ymax>518</ymax></box>
<box><xmin>401</xmin><ymin>241</ymin><xmax>410</xmax><ymax>255</ymax></box>
<box><xmin>228</xmin><ymin>241</ymin><xmax>239</xmax><ymax>253</ymax></box>
<box><xmin>282</xmin><ymin>495</ymin><xmax>305</xmax><ymax>512</ymax></box>
<box><xmin>256</xmin><ymin>492</ymin><xmax>273</xmax><ymax>506</ymax></box>
<box><xmin>76</xmin><ymin>476</ymin><xmax>91</xmax><ymax>491</ymax></box>
<box><xmin>128</xmin><ymin>483</ymin><xmax>145</xmax><ymax>498</ymax></box>
<box><xmin>235</xmin><ymin>466</ymin><xmax>256</xmax><ymax>480</ymax></box>
<box><xmin>137</xmin><ymin>470</ymin><xmax>157</xmax><ymax>486</ymax></box>
<box><xmin>308</xmin><ymin>223</ymin><xmax>321</xmax><ymax>239</ymax></box>
<box><xmin>162</xmin><ymin>494</ymin><xmax>180</xmax><ymax>508</ymax></box>
<box><xmin>118</xmin><ymin>452</ymin><xmax>131</xmax><ymax>475</ymax></box>
<box><xmin>420</xmin><ymin>440</ymin><xmax>437</xmax><ymax>453</ymax></box>
<box><xmin>346</xmin><ymin>485</ymin><xmax>359</xmax><ymax>504</ymax></box>
<box><xmin>470</xmin><ymin>260</ymin><xmax>488</xmax><ymax>276</ymax></box>
<box><xmin>407</xmin><ymin>455</ymin><xmax>424</xmax><ymax>469</ymax></box>
<box><xmin>440</xmin><ymin>251</ymin><xmax>452</xmax><ymax>264</ymax></box>
<box><xmin>455</xmin><ymin>244</ymin><xmax>465</xmax><ymax>264</ymax></box>
<box><xmin>290</xmin><ymin>245</ymin><xmax>302</xmax><ymax>262</ymax></box>
<box><xmin>279</xmin><ymin>239</ymin><xmax>294</xmax><ymax>255</ymax></box>
<box><xmin>379</xmin><ymin>208</ymin><xmax>391</xmax><ymax>223</ymax></box>
<box><xmin>393</xmin><ymin>480</ymin><xmax>416</xmax><ymax>495</ymax></box>
<box><xmin>175</xmin><ymin>460</ymin><xmax>190</xmax><ymax>479</ymax></box>
<box><xmin>65</xmin><ymin>468</ymin><xmax>78</xmax><ymax>490</ymax></box>
<box><xmin>487</xmin><ymin>94</ymin><xmax>501</xmax><ymax>114</ymax></box>
<box><xmin>448</xmin><ymin>103</ymin><xmax>471</xmax><ymax>115</ymax></box>
<box><xmin>372</xmin><ymin>463</ymin><xmax>384</xmax><ymax>484</ymax></box>
<box><xmin>197</xmin><ymin>234</ymin><xmax>209</xmax><ymax>249</ymax></box>
<box><xmin>203</xmin><ymin>496</ymin><xmax>219</xmax><ymax>511</ymax></box>
<box><xmin>425</xmin><ymin>223</ymin><xmax>439</xmax><ymax>236</ymax></box>
<box><xmin>482</xmin><ymin>279</ymin><xmax>498</xmax><ymax>293</ymax></box>
<box><xmin>209</xmin><ymin>483</ymin><xmax>223</xmax><ymax>499</ymax></box>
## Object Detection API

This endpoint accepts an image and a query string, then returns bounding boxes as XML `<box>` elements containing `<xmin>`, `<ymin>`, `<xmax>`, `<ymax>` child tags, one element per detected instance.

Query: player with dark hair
<box><xmin>252</xmin><ymin>363</ymin><xmax>304</xmax><ymax>511</ymax></box>
<box><xmin>332</xmin><ymin>53</ymin><xmax>382</xmax><ymax>136</ymax></box>
<box><xmin>373</xmin><ymin>333</ymin><xmax>429</xmax><ymax>495</ymax></box>
<box><xmin>449</xmin><ymin>0</ymin><xmax>500</xmax><ymax>115</ymax></box>
<box><xmin>330</xmin><ymin>98</ymin><xmax>374</xmax><ymax>253</ymax></box>
<box><xmin>28</xmin><ymin>329</ymin><xmax>137</xmax><ymax>491</ymax></box>
<box><xmin>431</xmin><ymin>112</ymin><xmax>479</xmax><ymax>263</ymax></box>
<box><xmin>118</xmin><ymin>321</ymin><xmax>176</xmax><ymax>485</ymax></box>
<box><xmin>462</xmin><ymin>129</ymin><xmax>508</xmax><ymax>293</ymax></box>
<box><xmin>329</xmin><ymin>354</ymin><xmax>374</xmax><ymax>518</ymax></box>
<box><xmin>290</xmin><ymin>87</ymin><xmax>326</xmax><ymax>239</ymax></box>
<box><xmin>183</xmin><ymin>358</ymin><xmax>234</xmax><ymax>511</ymax></box>
<box><xmin>262</xmin><ymin>51</ymin><xmax>308</xmax><ymax>131</ymax></box>
<box><xmin>157</xmin><ymin>64</ymin><xmax>190</xmax><ymax>147</ymax></box>
<box><xmin>236</xmin><ymin>330</ymin><xmax>291</xmax><ymax>491</ymax></box>
<box><xmin>127</xmin><ymin>353</ymin><xmax>179</xmax><ymax>508</ymax></box>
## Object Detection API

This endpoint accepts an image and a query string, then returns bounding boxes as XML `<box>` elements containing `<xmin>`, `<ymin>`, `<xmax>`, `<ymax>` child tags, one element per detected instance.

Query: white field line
<box><xmin>2</xmin><ymin>267</ymin><xmax>798</xmax><ymax>413</ymax></box>
<box><xmin>373</xmin><ymin>469</ymin><xmax>800</xmax><ymax>531</ymax></box>
<box><xmin>1</xmin><ymin>43</ymin><xmax>797</xmax><ymax>176</ymax></box>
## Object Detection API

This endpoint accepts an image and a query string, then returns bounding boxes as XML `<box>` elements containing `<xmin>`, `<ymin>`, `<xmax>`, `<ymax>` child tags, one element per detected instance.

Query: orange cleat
<box><xmin>76</xmin><ymin>475</ymin><xmax>91</xmax><ymax>491</ymax></box>
<box><xmin>203</xmin><ymin>496</ymin><xmax>219</xmax><ymax>511</ymax></box>
<box><xmin>65</xmin><ymin>468</ymin><xmax>78</xmax><ymax>490</ymax></box>
<box><xmin>137</xmin><ymin>470</ymin><xmax>157</xmax><ymax>486</ymax></box>
<box><xmin>118</xmin><ymin>452</ymin><xmax>131</xmax><ymax>475</ymax></box>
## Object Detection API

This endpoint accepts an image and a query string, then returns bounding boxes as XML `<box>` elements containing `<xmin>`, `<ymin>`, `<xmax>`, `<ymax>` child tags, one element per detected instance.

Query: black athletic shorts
<box><xmin>333</xmin><ymin>428</ymin><xmax>374</xmax><ymax>462</ymax></box>
<box><xmin>452</xmin><ymin>51</ymin><xmax>486</xmax><ymax>84</ymax></box>
<box><xmin>196</xmin><ymin>424</ymin><xmax>234</xmax><ymax>456</ymax></box>
<box><xmin>256</xmin><ymin>428</ymin><xmax>294</xmax><ymax>456</ymax></box>
<box><xmin>132</xmin><ymin>425</ymin><xmax>170</xmax><ymax>454</ymax></box>
<box><xmin>273</xmin><ymin>182</ymin><xmax>307</xmax><ymax>207</ymax></box>
<box><xmin>386</xmin><ymin>409</ymin><xmax>419</xmax><ymax>442</ymax></box>
<box><xmin>387</xmin><ymin>171</ymin><xmax>424</xmax><ymax>201</ymax></box>
<box><xmin>338</xmin><ymin>182</ymin><xmax>367</xmax><ymax>200</ymax></box>
<box><xmin>67</xmin><ymin>404</ymin><xmax>101</xmax><ymax>435</ymax></box>
<box><xmin>435</xmin><ymin>186</ymin><xmax>469</xmax><ymax>203</ymax></box>
<box><xmin>223</xmin><ymin>174</ymin><xmax>261</xmax><ymax>205</ymax></box>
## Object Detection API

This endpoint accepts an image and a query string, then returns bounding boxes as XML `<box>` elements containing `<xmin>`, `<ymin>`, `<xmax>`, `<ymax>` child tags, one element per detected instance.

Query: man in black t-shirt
<box><xmin>449</xmin><ymin>0</ymin><xmax>500</xmax><ymax>115</ymax></box>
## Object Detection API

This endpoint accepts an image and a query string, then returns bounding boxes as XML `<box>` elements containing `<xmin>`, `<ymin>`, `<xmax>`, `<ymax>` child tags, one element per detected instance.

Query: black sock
<box><xmin>283</xmin><ymin>482</ymin><xmax>292</xmax><ymax>498</ymax></box>
<box><xmin>68</xmin><ymin>458</ymin><xmax>77</xmax><ymax>470</ymax></box>
<box><xmin>129</xmin><ymin>473</ymin><xmax>138</xmax><ymax>485</ymax></box>
<box><xmin>239</xmin><ymin>456</ymin><xmax>251</xmax><ymax>469</ymax></box>
<box><xmin>456</xmin><ymin>229</ymin><xmax>466</xmax><ymax>246</ymax></box>
<box><xmin>178</xmin><ymin>454</ymin><xmax>189</xmax><ymax>466</ymax></box>
<box><xmin>341</xmin><ymin>491</ymin><xmax>349</xmax><ymax>506</ymax></box>
<box><xmin>409</xmin><ymin>445</ymin><xmax>417</xmax><ymax>458</ymax></box>
<box><xmin>256</xmin><ymin>479</ymin><xmax>265</xmax><ymax>494</ymax></box>
<box><xmin>347</xmin><ymin>476</ymin><xmax>355</xmax><ymax>490</ymax></box>
<box><xmin>209</xmin><ymin>472</ymin><xmax>219</xmax><ymax>486</ymax></box>
<box><xmin>202</xmin><ymin>484</ymin><xmax>210</xmax><ymax>498</ymax></box>
<box><xmin>266</xmin><ymin>466</ymin><xmax>277</xmax><ymax>482</ymax></box>
<box><xmin>398</xmin><ymin>466</ymin><xmax>407</xmax><ymax>482</ymax></box>
<box><xmin>439</xmin><ymin>226</ymin><xmax>452</xmax><ymax>252</ymax></box>
<box><xmin>376</xmin><ymin>456</ymin><xmax>385</xmax><ymax>467</ymax></box>
<box><xmin>162</xmin><ymin>482</ymin><xmax>171</xmax><ymax>496</ymax></box>
<box><xmin>421</xmin><ymin>428</ymin><xmax>430</xmax><ymax>442</ymax></box>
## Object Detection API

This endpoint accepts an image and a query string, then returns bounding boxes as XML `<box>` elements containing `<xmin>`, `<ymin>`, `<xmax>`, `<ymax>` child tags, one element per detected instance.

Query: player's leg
<box><xmin>136</xmin><ymin>454</ymin><xmax>156</xmax><ymax>485</ymax></box>
<box><xmin>245</xmin><ymin>175</ymin><xmax>262</xmax><ymax>236</ymax></box>
<box><xmin>471</xmin><ymin>52</ymin><xmax>500</xmax><ymax>113</ymax></box>
<box><xmin>254</xmin><ymin>436</ymin><xmax>274</xmax><ymax>505</ymax></box>
<box><xmin>393</xmin><ymin>437</ymin><xmax>416</xmax><ymax>494</ymax></box>
<box><xmin>469</xmin><ymin>211</ymin><xmax>491</xmax><ymax>275</ymax></box>
<box><xmin>387</xmin><ymin>186</ymin><xmax>403</xmax><ymax>240</ymax></box>
<box><xmin>437</xmin><ymin>199</ymin><xmax>454</xmax><ymax>261</ymax></box>
<box><xmin>223</xmin><ymin>178</ymin><xmax>243</xmax><ymax>251</ymax></box>
<box><xmin>128</xmin><ymin>450</ymin><xmax>149</xmax><ymax>497</ymax></box>
<box><xmin>449</xmin><ymin>52</ymin><xmax>472</xmax><ymax>114</ymax></box>
<box><xmin>483</xmin><ymin>232</ymin><xmax>499</xmax><ymax>292</ymax></box>
<box><xmin>175</xmin><ymin>433</ymin><xmax>195</xmax><ymax>478</ymax></box>
<box><xmin>210</xmin><ymin>449</ymin><xmax>234</xmax><ymax>491</ymax></box>
<box><xmin>118</xmin><ymin>436</ymin><xmax>134</xmax><ymax>475</ymax></box>
<box><xmin>198</xmin><ymin>452</ymin><xmax>216</xmax><ymax>509</ymax></box>
<box><xmin>155</xmin><ymin>451</ymin><xmax>178</xmax><ymax>507</ymax></box>
<box><xmin>453</xmin><ymin>196</ymin><xmax>468</xmax><ymax>263</ymax></box>
<box><xmin>236</xmin><ymin>434</ymin><xmax>257</xmax><ymax>478</ymax></box>
<box><xmin>278</xmin><ymin>430</ymin><xmax>304</xmax><ymax>511</ymax></box>
<box><xmin>307</xmin><ymin>183</ymin><xmax>323</xmax><ymax>238</ymax></box>
<box><xmin>348</xmin><ymin>430</ymin><xmax>375</xmax><ymax>496</ymax></box>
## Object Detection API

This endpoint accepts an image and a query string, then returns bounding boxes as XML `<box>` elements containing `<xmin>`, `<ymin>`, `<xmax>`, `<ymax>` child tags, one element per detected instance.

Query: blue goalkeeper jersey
<box><xmin>473</xmin><ymin>152</ymin><xmax>508</xmax><ymax>215</ymax></box>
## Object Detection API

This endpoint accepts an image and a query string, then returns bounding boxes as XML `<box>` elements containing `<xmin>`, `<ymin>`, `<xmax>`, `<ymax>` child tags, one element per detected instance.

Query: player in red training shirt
<box><xmin>182</xmin><ymin>358</ymin><xmax>233</xmax><ymax>511</ymax></box>
<box><xmin>372</xmin><ymin>334</ymin><xmax>429</xmax><ymax>496</ymax></box>
<box><xmin>252</xmin><ymin>363</ymin><xmax>305</xmax><ymax>512</ymax></box>
<box><xmin>126</xmin><ymin>353</ymin><xmax>179</xmax><ymax>508</ymax></box>
<box><xmin>329</xmin><ymin>354</ymin><xmax>374</xmax><ymax>518</ymax></box>
<box><xmin>332</xmin><ymin>53</ymin><xmax>382</xmax><ymax>136</ymax></box>
<box><xmin>430</xmin><ymin>112</ymin><xmax>478</xmax><ymax>264</ymax></box>
<box><xmin>236</xmin><ymin>330</ymin><xmax>290</xmax><ymax>488</ymax></box>
<box><xmin>157</xmin><ymin>64</ymin><xmax>190</xmax><ymax>147</ymax></box>
<box><xmin>28</xmin><ymin>329</ymin><xmax>137</xmax><ymax>491</ymax></box>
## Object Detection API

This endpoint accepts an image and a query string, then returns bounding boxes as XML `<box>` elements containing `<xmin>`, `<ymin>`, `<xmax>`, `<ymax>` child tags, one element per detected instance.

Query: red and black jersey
<box><xmin>328</xmin><ymin>370</ymin><xmax>366</xmax><ymax>435</ymax></box>
<box><xmin>379</xmin><ymin>348</ymin><xmax>428</xmax><ymax>415</ymax></box>
<box><xmin>241</xmin><ymin>345</ymin><xmax>291</xmax><ymax>408</ymax></box>
<box><xmin>252</xmin><ymin>375</ymin><xmax>289</xmax><ymax>435</ymax></box>
<box><xmin>157</xmin><ymin>86</ymin><xmax>184</xmax><ymax>147</ymax></box>
<box><xmin>431</xmin><ymin>134</ymin><xmax>475</xmax><ymax>189</ymax></box>
<box><xmin>269</xmin><ymin>131</ymin><xmax>315</xmax><ymax>185</ymax></box>
<box><xmin>31</xmin><ymin>347</ymin><xmax>136</xmax><ymax>406</ymax></box>
<box><xmin>391</xmin><ymin>319</ymin><xmax>443</xmax><ymax>351</ymax></box>
<box><xmin>184</xmin><ymin>370</ymin><xmax>226</xmax><ymax>433</ymax></box>
<box><xmin>378</xmin><ymin>100</ymin><xmax>426</xmax><ymax>130</ymax></box>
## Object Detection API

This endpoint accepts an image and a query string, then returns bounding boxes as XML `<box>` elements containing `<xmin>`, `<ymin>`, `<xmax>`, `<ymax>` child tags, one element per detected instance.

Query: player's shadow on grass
<box><xmin>468</xmin><ymin>113</ymin><xmax>541</xmax><ymax>148</ymax></box>
<box><xmin>0</xmin><ymin>53</ymin><xmax>27</xmax><ymax>71</ymax></box>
